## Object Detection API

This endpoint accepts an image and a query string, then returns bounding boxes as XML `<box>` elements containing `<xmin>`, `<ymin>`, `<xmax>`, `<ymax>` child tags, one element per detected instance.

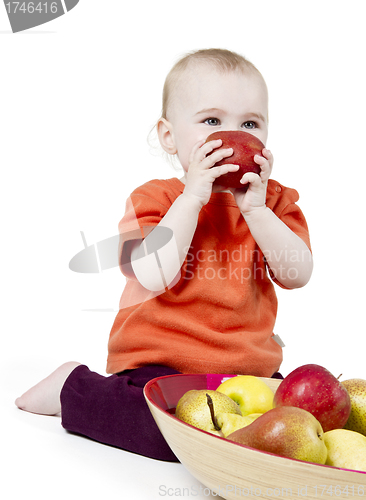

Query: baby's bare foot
<box><xmin>15</xmin><ymin>361</ymin><xmax>81</xmax><ymax>415</ymax></box>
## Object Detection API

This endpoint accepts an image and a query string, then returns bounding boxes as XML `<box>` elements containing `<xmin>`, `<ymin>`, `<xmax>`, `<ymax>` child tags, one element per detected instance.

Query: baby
<box><xmin>16</xmin><ymin>48</ymin><xmax>313</xmax><ymax>462</ymax></box>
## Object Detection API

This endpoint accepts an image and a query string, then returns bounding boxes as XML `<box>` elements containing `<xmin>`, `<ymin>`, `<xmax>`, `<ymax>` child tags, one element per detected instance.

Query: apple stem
<box><xmin>206</xmin><ymin>393</ymin><xmax>221</xmax><ymax>431</ymax></box>
<box><xmin>337</xmin><ymin>374</ymin><xmax>342</xmax><ymax>380</ymax></box>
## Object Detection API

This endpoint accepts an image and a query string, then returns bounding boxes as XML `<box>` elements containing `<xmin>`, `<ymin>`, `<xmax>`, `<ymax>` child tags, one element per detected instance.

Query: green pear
<box><xmin>227</xmin><ymin>406</ymin><xmax>327</xmax><ymax>464</ymax></box>
<box><xmin>175</xmin><ymin>389</ymin><xmax>241</xmax><ymax>434</ymax></box>
<box><xmin>216</xmin><ymin>413</ymin><xmax>254</xmax><ymax>438</ymax></box>
<box><xmin>216</xmin><ymin>375</ymin><xmax>274</xmax><ymax>416</ymax></box>
<box><xmin>342</xmin><ymin>379</ymin><xmax>366</xmax><ymax>436</ymax></box>
<box><xmin>324</xmin><ymin>429</ymin><xmax>366</xmax><ymax>471</ymax></box>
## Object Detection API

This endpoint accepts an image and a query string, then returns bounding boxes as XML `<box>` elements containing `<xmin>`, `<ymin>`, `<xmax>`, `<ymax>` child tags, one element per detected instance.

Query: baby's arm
<box><xmin>233</xmin><ymin>149</ymin><xmax>313</xmax><ymax>289</ymax></box>
<box><xmin>130</xmin><ymin>140</ymin><xmax>239</xmax><ymax>291</ymax></box>
<box><xmin>244</xmin><ymin>207</ymin><xmax>313</xmax><ymax>288</ymax></box>
<box><xmin>129</xmin><ymin>193</ymin><xmax>201</xmax><ymax>291</ymax></box>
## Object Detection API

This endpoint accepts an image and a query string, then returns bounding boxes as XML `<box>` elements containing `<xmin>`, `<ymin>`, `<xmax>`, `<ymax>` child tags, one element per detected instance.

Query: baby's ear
<box><xmin>157</xmin><ymin>118</ymin><xmax>177</xmax><ymax>155</ymax></box>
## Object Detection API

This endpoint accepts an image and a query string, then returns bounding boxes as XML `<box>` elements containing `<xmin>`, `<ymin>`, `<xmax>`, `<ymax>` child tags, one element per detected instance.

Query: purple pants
<box><xmin>60</xmin><ymin>364</ymin><xmax>181</xmax><ymax>462</ymax></box>
<box><xmin>61</xmin><ymin>364</ymin><xmax>283</xmax><ymax>462</ymax></box>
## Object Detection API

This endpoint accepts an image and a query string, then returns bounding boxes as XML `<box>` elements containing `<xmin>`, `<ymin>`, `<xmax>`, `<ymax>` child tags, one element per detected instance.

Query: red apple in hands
<box><xmin>273</xmin><ymin>364</ymin><xmax>351</xmax><ymax>432</ymax></box>
<box><xmin>205</xmin><ymin>130</ymin><xmax>265</xmax><ymax>189</ymax></box>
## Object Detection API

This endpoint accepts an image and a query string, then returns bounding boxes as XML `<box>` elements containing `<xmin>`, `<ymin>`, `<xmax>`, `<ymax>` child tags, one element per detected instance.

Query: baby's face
<box><xmin>165</xmin><ymin>64</ymin><xmax>269</xmax><ymax>173</ymax></box>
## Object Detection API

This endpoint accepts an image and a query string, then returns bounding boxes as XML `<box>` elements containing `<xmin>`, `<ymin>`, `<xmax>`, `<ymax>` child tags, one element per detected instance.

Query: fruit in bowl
<box><xmin>205</xmin><ymin>130</ymin><xmax>264</xmax><ymax>189</ymax></box>
<box><xmin>342</xmin><ymin>378</ymin><xmax>366</xmax><ymax>436</ymax></box>
<box><xmin>273</xmin><ymin>364</ymin><xmax>351</xmax><ymax>432</ymax></box>
<box><xmin>175</xmin><ymin>389</ymin><xmax>241</xmax><ymax>435</ymax></box>
<box><xmin>216</xmin><ymin>375</ymin><xmax>274</xmax><ymax>415</ymax></box>
<box><xmin>226</xmin><ymin>406</ymin><xmax>328</xmax><ymax>465</ymax></box>
<box><xmin>216</xmin><ymin>412</ymin><xmax>262</xmax><ymax>438</ymax></box>
<box><xmin>324</xmin><ymin>429</ymin><xmax>366</xmax><ymax>471</ymax></box>
<box><xmin>144</xmin><ymin>373</ymin><xmax>366</xmax><ymax>500</ymax></box>
<box><xmin>175</xmin><ymin>375</ymin><xmax>273</xmax><ymax>437</ymax></box>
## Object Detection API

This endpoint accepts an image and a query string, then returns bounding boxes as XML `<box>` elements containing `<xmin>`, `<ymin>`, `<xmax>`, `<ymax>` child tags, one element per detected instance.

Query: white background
<box><xmin>2</xmin><ymin>1</ymin><xmax>366</xmax><ymax>499</ymax></box>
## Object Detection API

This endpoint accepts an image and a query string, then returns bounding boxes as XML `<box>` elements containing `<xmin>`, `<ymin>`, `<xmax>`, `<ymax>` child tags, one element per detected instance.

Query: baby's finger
<box><xmin>240</xmin><ymin>171</ymin><xmax>261</xmax><ymax>187</ymax></box>
<box><xmin>190</xmin><ymin>139</ymin><xmax>227</xmax><ymax>166</ymax></box>
<box><xmin>253</xmin><ymin>153</ymin><xmax>267</xmax><ymax>166</ymax></box>
<box><xmin>258</xmin><ymin>148</ymin><xmax>274</xmax><ymax>170</ymax></box>
<box><xmin>211</xmin><ymin>163</ymin><xmax>240</xmax><ymax>179</ymax></box>
<box><xmin>254</xmin><ymin>154</ymin><xmax>272</xmax><ymax>179</ymax></box>
<box><xmin>201</xmin><ymin>138</ymin><xmax>222</xmax><ymax>155</ymax></box>
<box><xmin>196</xmin><ymin>139</ymin><xmax>223</xmax><ymax>161</ymax></box>
<box><xmin>189</xmin><ymin>139</ymin><xmax>208</xmax><ymax>163</ymax></box>
<box><xmin>203</xmin><ymin>147</ymin><xmax>234</xmax><ymax>168</ymax></box>
<box><xmin>262</xmin><ymin>148</ymin><xmax>274</xmax><ymax>164</ymax></box>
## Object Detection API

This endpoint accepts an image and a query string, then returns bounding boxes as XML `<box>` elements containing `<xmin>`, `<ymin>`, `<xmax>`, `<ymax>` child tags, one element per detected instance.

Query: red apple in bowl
<box><xmin>273</xmin><ymin>364</ymin><xmax>351</xmax><ymax>432</ymax></box>
<box><xmin>205</xmin><ymin>130</ymin><xmax>264</xmax><ymax>189</ymax></box>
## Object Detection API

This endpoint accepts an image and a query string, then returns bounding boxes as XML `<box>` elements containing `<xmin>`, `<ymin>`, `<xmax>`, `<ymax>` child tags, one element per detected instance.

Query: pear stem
<box><xmin>206</xmin><ymin>393</ymin><xmax>221</xmax><ymax>431</ymax></box>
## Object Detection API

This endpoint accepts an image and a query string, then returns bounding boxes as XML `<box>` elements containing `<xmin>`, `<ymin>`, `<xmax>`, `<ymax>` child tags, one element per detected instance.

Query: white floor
<box><xmin>4</xmin><ymin>353</ymin><xmax>221</xmax><ymax>500</ymax></box>
<box><xmin>2</xmin><ymin>302</ymin><xmax>223</xmax><ymax>500</ymax></box>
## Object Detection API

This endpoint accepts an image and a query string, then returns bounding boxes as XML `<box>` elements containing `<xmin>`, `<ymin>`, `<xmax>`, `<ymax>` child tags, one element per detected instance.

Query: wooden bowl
<box><xmin>144</xmin><ymin>373</ymin><xmax>366</xmax><ymax>500</ymax></box>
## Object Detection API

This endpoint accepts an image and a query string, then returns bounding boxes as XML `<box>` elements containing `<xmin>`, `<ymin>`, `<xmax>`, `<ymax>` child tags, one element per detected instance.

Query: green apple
<box><xmin>216</xmin><ymin>413</ymin><xmax>254</xmax><ymax>438</ymax></box>
<box><xmin>175</xmin><ymin>389</ymin><xmax>241</xmax><ymax>434</ymax></box>
<box><xmin>324</xmin><ymin>429</ymin><xmax>366</xmax><ymax>471</ymax></box>
<box><xmin>216</xmin><ymin>375</ymin><xmax>274</xmax><ymax>416</ymax></box>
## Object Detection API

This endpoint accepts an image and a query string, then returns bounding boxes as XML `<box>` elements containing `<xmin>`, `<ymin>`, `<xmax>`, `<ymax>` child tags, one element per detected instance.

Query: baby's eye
<box><xmin>204</xmin><ymin>117</ymin><xmax>220</xmax><ymax>126</ymax></box>
<box><xmin>243</xmin><ymin>121</ymin><xmax>256</xmax><ymax>129</ymax></box>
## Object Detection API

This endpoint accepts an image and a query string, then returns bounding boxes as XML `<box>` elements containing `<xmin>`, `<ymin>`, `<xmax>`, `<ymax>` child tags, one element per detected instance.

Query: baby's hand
<box><xmin>183</xmin><ymin>139</ymin><xmax>239</xmax><ymax>208</ymax></box>
<box><xmin>231</xmin><ymin>148</ymin><xmax>273</xmax><ymax>215</ymax></box>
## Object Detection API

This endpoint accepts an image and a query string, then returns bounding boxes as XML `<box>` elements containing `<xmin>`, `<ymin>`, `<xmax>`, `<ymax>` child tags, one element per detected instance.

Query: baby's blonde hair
<box><xmin>161</xmin><ymin>48</ymin><xmax>265</xmax><ymax>119</ymax></box>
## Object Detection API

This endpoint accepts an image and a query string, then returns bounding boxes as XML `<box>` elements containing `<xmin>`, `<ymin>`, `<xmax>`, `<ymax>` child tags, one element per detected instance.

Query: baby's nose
<box><xmin>222</xmin><ymin>125</ymin><xmax>242</xmax><ymax>132</ymax></box>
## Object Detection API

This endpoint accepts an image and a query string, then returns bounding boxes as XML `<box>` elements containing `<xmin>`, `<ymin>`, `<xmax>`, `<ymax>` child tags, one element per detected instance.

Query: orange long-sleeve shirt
<box><xmin>106</xmin><ymin>178</ymin><xmax>311</xmax><ymax>377</ymax></box>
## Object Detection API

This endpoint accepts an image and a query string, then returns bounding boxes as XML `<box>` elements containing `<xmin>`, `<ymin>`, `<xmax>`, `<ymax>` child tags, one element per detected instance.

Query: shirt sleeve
<box><xmin>266</xmin><ymin>180</ymin><xmax>311</xmax><ymax>249</ymax></box>
<box><xmin>266</xmin><ymin>180</ymin><xmax>312</xmax><ymax>289</ymax></box>
<box><xmin>117</xmin><ymin>180</ymin><xmax>180</xmax><ymax>278</ymax></box>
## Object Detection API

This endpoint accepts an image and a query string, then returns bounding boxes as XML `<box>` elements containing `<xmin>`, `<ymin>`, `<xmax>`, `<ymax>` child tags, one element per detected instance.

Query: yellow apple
<box><xmin>216</xmin><ymin>375</ymin><xmax>274</xmax><ymax>416</ymax></box>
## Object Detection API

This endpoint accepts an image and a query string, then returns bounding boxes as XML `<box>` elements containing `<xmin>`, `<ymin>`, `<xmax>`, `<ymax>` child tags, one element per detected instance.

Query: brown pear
<box><xmin>227</xmin><ymin>406</ymin><xmax>327</xmax><ymax>464</ymax></box>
